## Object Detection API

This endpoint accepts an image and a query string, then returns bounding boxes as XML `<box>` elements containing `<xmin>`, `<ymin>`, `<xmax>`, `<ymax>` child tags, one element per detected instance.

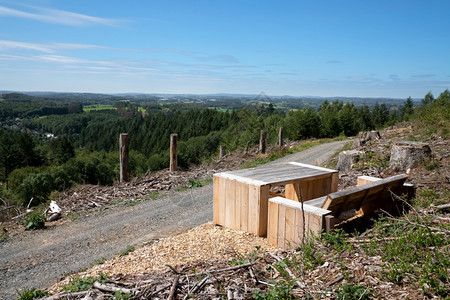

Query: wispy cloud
<box><xmin>0</xmin><ymin>5</ymin><xmax>124</xmax><ymax>27</ymax></box>
<box><xmin>412</xmin><ymin>74</ymin><xmax>435</xmax><ymax>78</ymax></box>
<box><xmin>327</xmin><ymin>60</ymin><xmax>343</xmax><ymax>64</ymax></box>
<box><xmin>0</xmin><ymin>39</ymin><xmax>107</xmax><ymax>53</ymax></box>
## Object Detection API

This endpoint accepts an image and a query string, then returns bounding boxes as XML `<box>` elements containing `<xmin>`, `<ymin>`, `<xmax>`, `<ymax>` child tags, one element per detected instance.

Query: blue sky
<box><xmin>0</xmin><ymin>0</ymin><xmax>449</xmax><ymax>98</ymax></box>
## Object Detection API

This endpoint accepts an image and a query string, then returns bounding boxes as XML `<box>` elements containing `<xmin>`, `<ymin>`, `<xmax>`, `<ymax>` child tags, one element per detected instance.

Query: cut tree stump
<box><xmin>389</xmin><ymin>141</ymin><xmax>432</xmax><ymax>171</ymax></box>
<box><xmin>353</xmin><ymin>131</ymin><xmax>381</xmax><ymax>148</ymax></box>
<box><xmin>336</xmin><ymin>150</ymin><xmax>363</xmax><ymax>172</ymax></box>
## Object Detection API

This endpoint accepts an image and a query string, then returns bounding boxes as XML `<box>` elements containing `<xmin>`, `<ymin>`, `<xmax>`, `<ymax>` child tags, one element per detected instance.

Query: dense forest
<box><xmin>0</xmin><ymin>90</ymin><xmax>447</xmax><ymax>207</ymax></box>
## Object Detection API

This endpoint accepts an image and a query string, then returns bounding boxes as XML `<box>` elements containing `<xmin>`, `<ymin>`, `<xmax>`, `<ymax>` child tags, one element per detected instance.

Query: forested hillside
<box><xmin>0</xmin><ymin>90</ymin><xmax>446</xmax><ymax>208</ymax></box>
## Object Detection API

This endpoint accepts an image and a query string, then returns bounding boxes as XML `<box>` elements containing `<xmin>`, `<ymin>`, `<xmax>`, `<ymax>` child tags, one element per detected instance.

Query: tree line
<box><xmin>1</xmin><ymin>90</ymin><xmax>447</xmax><ymax>207</ymax></box>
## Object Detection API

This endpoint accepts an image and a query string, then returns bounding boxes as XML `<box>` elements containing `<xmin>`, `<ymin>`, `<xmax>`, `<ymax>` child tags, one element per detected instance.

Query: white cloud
<box><xmin>0</xmin><ymin>5</ymin><xmax>124</xmax><ymax>27</ymax></box>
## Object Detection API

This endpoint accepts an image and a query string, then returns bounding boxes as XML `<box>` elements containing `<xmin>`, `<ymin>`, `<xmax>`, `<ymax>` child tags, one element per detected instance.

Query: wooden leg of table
<box><xmin>213</xmin><ymin>176</ymin><xmax>220</xmax><ymax>224</ymax></box>
<box><xmin>268</xmin><ymin>200</ymin><xmax>279</xmax><ymax>246</ymax></box>
<box><xmin>277</xmin><ymin>204</ymin><xmax>286</xmax><ymax>249</ymax></box>
<box><xmin>258</xmin><ymin>185</ymin><xmax>270</xmax><ymax>237</ymax></box>
<box><xmin>285</xmin><ymin>206</ymin><xmax>296</xmax><ymax>249</ymax></box>
<box><xmin>331</xmin><ymin>172</ymin><xmax>339</xmax><ymax>193</ymax></box>
<box><xmin>285</xmin><ymin>183</ymin><xmax>300</xmax><ymax>201</ymax></box>
<box><xmin>225</xmin><ymin>179</ymin><xmax>236</xmax><ymax>229</ymax></box>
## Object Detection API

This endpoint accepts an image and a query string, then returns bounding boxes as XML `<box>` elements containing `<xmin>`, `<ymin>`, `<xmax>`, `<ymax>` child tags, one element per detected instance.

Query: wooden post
<box><xmin>170</xmin><ymin>134</ymin><xmax>178</xmax><ymax>171</ymax></box>
<box><xmin>119</xmin><ymin>133</ymin><xmax>129</xmax><ymax>182</ymax></box>
<box><xmin>219</xmin><ymin>145</ymin><xmax>226</xmax><ymax>159</ymax></box>
<box><xmin>259</xmin><ymin>130</ymin><xmax>266</xmax><ymax>154</ymax></box>
<box><xmin>278</xmin><ymin>127</ymin><xmax>283</xmax><ymax>147</ymax></box>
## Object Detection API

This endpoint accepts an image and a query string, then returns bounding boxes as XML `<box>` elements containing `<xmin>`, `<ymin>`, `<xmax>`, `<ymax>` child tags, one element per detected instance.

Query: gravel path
<box><xmin>0</xmin><ymin>140</ymin><xmax>347</xmax><ymax>299</ymax></box>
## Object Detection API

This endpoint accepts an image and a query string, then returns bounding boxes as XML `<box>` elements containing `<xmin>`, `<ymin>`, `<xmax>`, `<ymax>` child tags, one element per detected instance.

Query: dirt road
<box><xmin>0</xmin><ymin>140</ymin><xmax>347</xmax><ymax>299</ymax></box>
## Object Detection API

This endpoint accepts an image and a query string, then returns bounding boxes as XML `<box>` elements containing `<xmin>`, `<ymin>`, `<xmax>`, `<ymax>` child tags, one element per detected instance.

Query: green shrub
<box><xmin>62</xmin><ymin>273</ymin><xmax>109</xmax><ymax>292</ymax></box>
<box><xmin>253</xmin><ymin>281</ymin><xmax>294</xmax><ymax>299</ymax></box>
<box><xmin>147</xmin><ymin>153</ymin><xmax>169</xmax><ymax>171</ymax></box>
<box><xmin>23</xmin><ymin>212</ymin><xmax>46</xmax><ymax>230</ymax></box>
<box><xmin>336</xmin><ymin>283</ymin><xmax>370</xmax><ymax>300</ymax></box>
<box><xmin>16</xmin><ymin>288</ymin><xmax>48</xmax><ymax>300</ymax></box>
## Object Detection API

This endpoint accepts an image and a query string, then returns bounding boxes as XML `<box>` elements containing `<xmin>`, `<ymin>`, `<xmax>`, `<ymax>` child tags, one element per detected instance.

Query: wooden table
<box><xmin>213</xmin><ymin>162</ymin><xmax>338</xmax><ymax>237</ymax></box>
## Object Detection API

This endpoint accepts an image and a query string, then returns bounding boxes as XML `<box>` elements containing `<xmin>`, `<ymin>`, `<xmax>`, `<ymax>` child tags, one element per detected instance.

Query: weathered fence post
<box><xmin>259</xmin><ymin>130</ymin><xmax>267</xmax><ymax>154</ymax></box>
<box><xmin>278</xmin><ymin>127</ymin><xmax>283</xmax><ymax>147</ymax></box>
<box><xmin>170</xmin><ymin>134</ymin><xmax>178</xmax><ymax>171</ymax></box>
<box><xmin>219</xmin><ymin>145</ymin><xmax>226</xmax><ymax>159</ymax></box>
<box><xmin>119</xmin><ymin>133</ymin><xmax>129</xmax><ymax>182</ymax></box>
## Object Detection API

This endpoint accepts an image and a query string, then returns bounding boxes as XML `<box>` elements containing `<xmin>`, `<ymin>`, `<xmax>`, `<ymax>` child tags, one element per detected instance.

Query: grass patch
<box><xmin>336</xmin><ymin>283</ymin><xmax>371</xmax><ymax>300</ymax></box>
<box><xmin>110</xmin><ymin>199</ymin><xmax>124</xmax><ymax>205</ymax></box>
<box><xmin>16</xmin><ymin>288</ymin><xmax>48</xmax><ymax>300</ymax></box>
<box><xmin>126</xmin><ymin>200</ymin><xmax>140</xmax><ymax>207</ymax></box>
<box><xmin>0</xmin><ymin>227</ymin><xmax>9</xmax><ymax>241</ymax></box>
<box><xmin>148</xmin><ymin>191</ymin><xmax>165</xmax><ymax>200</ymax></box>
<box><xmin>91</xmin><ymin>256</ymin><xmax>108</xmax><ymax>266</ymax></box>
<box><xmin>66</xmin><ymin>212</ymin><xmax>79</xmax><ymax>220</ymax></box>
<box><xmin>363</xmin><ymin>214</ymin><xmax>449</xmax><ymax>297</ymax></box>
<box><xmin>176</xmin><ymin>177</ymin><xmax>212</xmax><ymax>191</ymax></box>
<box><xmin>62</xmin><ymin>273</ymin><xmax>109</xmax><ymax>292</ymax></box>
<box><xmin>117</xmin><ymin>245</ymin><xmax>135</xmax><ymax>257</ymax></box>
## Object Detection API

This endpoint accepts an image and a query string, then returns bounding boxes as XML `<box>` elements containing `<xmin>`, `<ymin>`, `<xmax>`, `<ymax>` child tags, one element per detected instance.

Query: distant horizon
<box><xmin>1</xmin><ymin>89</ymin><xmax>421</xmax><ymax>100</ymax></box>
<box><xmin>1</xmin><ymin>1</ymin><xmax>449</xmax><ymax>99</ymax></box>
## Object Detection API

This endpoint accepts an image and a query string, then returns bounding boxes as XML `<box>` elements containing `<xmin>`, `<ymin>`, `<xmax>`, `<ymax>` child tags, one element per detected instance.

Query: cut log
<box><xmin>336</xmin><ymin>150</ymin><xmax>363</xmax><ymax>172</ymax></box>
<box><xmin>389</xmin><ymin>141</ymin><xmax>432</xmax><ymax>171</ymax></box>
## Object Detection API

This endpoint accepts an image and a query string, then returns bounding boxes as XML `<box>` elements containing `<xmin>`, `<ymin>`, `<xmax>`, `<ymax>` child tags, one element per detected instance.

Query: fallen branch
<box><xmin>430</xmin><ymin>203</ymin><xmax>450</xmax><ymax>210</ymax></box>
<box><xmin>269</xmin><ymin>253</ymin><xmax>306</xmax><ymax>290</ymax></box>
<box><xmin>167</xmin><ymin>274</ymin><xmax>180</xmax><ymax>300</ymax></box>
<box><xmin>327</xmin><ymin>274</ymin><xmax>344</xmax><ymax>286</ymax></box>
<box><xmin>186</xmin><ymin>262</ymin><xmax>255</xmax><ymax>278</ymax></box>
<box><xmin>183</xmin><ymin>275</ymin><xmax>209</xmax><ymax>300</ymax></box>
<box><xmin>92</xmin><ymin>281</ymin><xmax>135</xmax><ymax>294</ymax></box>
<box><xmin>42</xmin><ymin>291</ymin><xmax>89</xmax><ymax>300</ymax></box>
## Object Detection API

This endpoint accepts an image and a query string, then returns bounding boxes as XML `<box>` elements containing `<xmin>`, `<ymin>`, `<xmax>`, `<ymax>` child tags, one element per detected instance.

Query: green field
<box><xmin>83</xmin><ymin>104</ymin><xmax>116</xmax><ymax>112</ymax></box>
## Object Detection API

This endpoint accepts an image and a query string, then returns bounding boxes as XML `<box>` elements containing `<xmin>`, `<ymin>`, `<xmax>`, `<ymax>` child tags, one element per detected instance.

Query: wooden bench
<box><xmin>268</xmin><ymin>174</ymin><xmax>413</xmax><ymax>249</ymax></box>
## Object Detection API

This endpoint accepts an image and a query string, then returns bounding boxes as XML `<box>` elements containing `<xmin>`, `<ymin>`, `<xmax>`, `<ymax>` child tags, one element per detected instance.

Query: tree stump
<box><xmin>259</xmin><ymin>130</ymin><xmax>267</xmax><ymax>154</ymax></box>
<box><xmin>389</xmin><ymin>141</ymin><xmax>432</xmax><ymax>171</ymax></box>
<box><xmin>353</xmin><ymin>131</ymin><xmax>381</xmax><ymax>148</ymax></box>
<box><xmin>170</xmin><ymin>134</ymin><xmax>178</xmax><ymax>171</ymax></box>
<box><xmin>336</xmin><ymin>150</ymin><xmax>364</xmax><ymax>172</ymax></box>
<box><xmin>219</xmin><ymin>145</ymin><xmax>226</xmax><ymax>159</ymax></box>
<box><xmin>119</xmin><ymin>133</ymin><xmax>130</xmax><ymax>182</ymax></box>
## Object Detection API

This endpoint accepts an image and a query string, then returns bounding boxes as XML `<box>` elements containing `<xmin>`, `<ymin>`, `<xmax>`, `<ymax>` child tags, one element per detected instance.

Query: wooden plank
<box><xmin>285</xmin><ymin>206</ymin><xmax>296</xmax><ymax>248</ymax></box>
<box><xmin>234</xmin><ymin>180</ymin><xmax>242</xmax><ymax>231</ymax></box>
<box><xmin>268</xmin><ymin>200</ymin><xmax>279</xmax><ymax>246</ymax></box>
<box><xmin>258</xmin><ymin>185</ymin><xmax>270</xmax><ymax>237</ymax></box>
<box><xmin>294</xmin><ymin>208</ymin><xmax>303</xmax><ymax>246</ymax></box>
<box><xmin>331</xmin><ymin>172</ymin><xmax>339</xmax><ymax>192</ymax></box>
<box><xmin>357</xmin><ymin>175</ymin><xmax>380</xmax><ymax>186</ymax></box>
<box><xmin>248</xmin><ymin>184</ymin><xmax>260</xmax><ymax>235</ymax></box>
<box><xmin>213</xmin><ymin>175</ymin><xmax>220</xmax><ymax>224</ymax></box>
<box><xmin>218</xmin><ymin>176</ymin><xmax>227</xmax><ymax>226</ymax></box>
<box><xmin>225</xmin><ymin>178</ymin><xmax>236</xmax><ymax>229</ymax></box>
<box><xmin>304</xmin><ymin>196</ymin><xmax>327</xmax><ymax>208</ymax></box>
<box><xmin>285</xmin><ymin>183</ymin><xmax>300</xmax><ymax>201</ymax></box>
<box><xmin>277</xmin><ymin>204</ymin><xmax>286</xmax><ymax>249</ymax></box>
<box><xmin>237</xmin><ymin>181</ymin><xmax>249</xmax><ymax>232</ymax></box>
